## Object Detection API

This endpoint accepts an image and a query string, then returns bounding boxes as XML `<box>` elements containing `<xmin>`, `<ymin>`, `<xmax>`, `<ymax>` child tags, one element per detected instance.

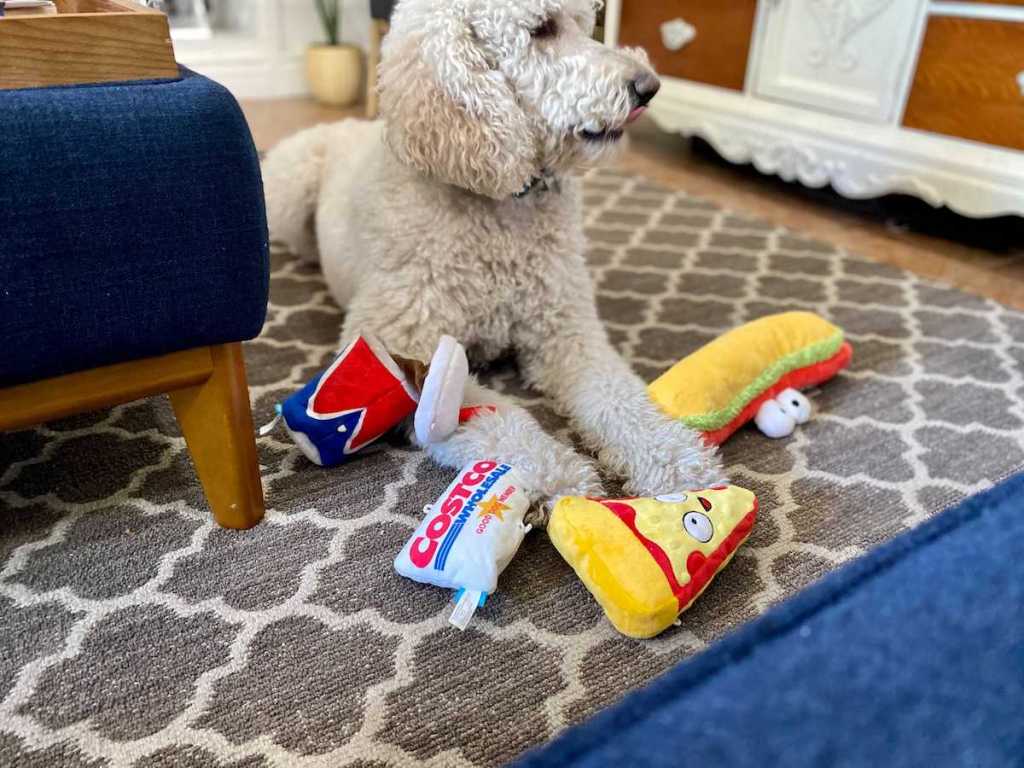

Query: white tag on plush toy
<box><xmin>394</xmin><ymin>459</ymin><xmax>530</xmax><ymax>597</ymax></box>
<box><xmin>449</xmin><ymin>589</ymin><xmax>484</xmax><ymax>631</ymax></box>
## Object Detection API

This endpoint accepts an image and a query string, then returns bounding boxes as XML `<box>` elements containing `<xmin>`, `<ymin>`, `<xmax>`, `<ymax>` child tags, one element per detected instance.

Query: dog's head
<box><xmin>379</xmin><ymin>0</ymin><xmax>659</xmax><ymax>199</ymax></box>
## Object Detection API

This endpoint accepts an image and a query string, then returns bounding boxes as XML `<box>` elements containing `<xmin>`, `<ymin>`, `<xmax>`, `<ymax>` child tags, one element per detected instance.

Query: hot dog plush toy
<box><xmin>549</xmin><ymin>486</ymin><xmax>758</xmax><ymax>638</ymax></box>
<box><xmin>648</xmin><ymin>311</ymin><xmax>852</xmax><ymax>444</ymax></box>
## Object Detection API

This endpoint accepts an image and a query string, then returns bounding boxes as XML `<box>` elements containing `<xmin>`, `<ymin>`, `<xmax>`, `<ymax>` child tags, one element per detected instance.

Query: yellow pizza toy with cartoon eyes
<box><xmin>549</xmin><ymin>486</ymin><xmax>758</xmax><ymax>638</ymax></box>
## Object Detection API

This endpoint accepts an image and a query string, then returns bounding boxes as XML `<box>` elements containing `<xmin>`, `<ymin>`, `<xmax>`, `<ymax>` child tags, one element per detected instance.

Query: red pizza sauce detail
<box><xmin>599</xmin><ymin>497</ymin><xmax>759</xmax><ymax>610</ymax></box>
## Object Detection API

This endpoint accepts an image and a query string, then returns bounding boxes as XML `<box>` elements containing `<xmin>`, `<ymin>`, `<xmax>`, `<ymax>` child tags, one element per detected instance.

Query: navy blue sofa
<box><xmin>0</xmin><ymin>68</ymin><xmax>269</xmax><ymax>529</ymax></box>
<box><xmin>517</xmin><ymin>471</ymin><xmax>1024</xmax><ymax>767</ymax></box>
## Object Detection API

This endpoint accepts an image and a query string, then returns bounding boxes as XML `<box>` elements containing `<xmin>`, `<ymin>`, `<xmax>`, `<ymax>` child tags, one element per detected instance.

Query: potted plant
<box><xmin>306</xmin><ymin>0</ymin><xmax>362</xmax><ymax>107</ymax></box>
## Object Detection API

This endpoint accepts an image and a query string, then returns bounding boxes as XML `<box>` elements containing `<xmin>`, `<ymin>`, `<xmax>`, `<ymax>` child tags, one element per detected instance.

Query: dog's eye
<box><xmin>531</xmin><ymin>17</ymin><xmax>558</xmax><ymax>39</ymax></box>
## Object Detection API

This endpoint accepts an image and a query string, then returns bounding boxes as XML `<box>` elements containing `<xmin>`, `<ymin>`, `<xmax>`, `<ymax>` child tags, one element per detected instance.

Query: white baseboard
<box><xmin>649</xmin><ymin>79</ymin><xmax>1024</xmax><ymax>219</ymax></box>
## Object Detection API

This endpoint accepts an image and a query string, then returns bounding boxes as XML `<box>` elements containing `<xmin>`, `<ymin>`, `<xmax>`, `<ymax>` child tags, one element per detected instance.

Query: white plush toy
<box><xmin>394</xmin><ymin>458</ymin><xmax>532</xmax><ymax>630</ymax></box>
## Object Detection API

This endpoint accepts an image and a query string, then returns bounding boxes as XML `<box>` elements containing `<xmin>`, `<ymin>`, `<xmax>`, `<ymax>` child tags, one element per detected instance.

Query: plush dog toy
<box><xmin>648</xmin><ymin>311</ymin><xmax>852</xmax><ymax>444</ymax></box>
<box><xmin>266</xmin><ymin>334</ymin><xmax>469</xmax><ymax>467</ymax></box>
<box><xmin>549</xmin><ymin>486</ymin><xmax>758</xmax><ymax>638</ymax></box>
<box><xmin>394</xmin><ymin>458</ymin><xmax>532</xmax><ymax>630</ymax></box>
<box><xmin>547</xmin><ymin>313</ymin><xmax>847</xmax><ymax>638</ymax></box>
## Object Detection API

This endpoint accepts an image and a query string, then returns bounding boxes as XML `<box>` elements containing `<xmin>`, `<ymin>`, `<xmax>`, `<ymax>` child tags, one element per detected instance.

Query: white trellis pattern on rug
<box><xmin>2</xmin><ymin>167</ymin><xmax>1023</xmax><ymax>768</ymax></box>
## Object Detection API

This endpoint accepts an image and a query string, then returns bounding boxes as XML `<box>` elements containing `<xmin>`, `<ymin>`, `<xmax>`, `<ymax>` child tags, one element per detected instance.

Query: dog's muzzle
<box><xmin>579</xmin><ymin>73</ymin><xmax>661</xmax><ymax>143</ymax></box>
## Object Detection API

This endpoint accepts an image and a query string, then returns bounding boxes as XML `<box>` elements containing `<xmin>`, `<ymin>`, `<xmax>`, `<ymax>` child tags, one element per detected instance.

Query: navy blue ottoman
<box><xmin>0</xmin><ymin>68</ymin><xmax>269</xmax><ymax>529</ymax></box>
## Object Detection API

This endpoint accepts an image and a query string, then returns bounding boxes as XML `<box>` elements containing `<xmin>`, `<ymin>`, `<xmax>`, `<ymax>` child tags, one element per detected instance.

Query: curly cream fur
<box><xmin>263</xmin><ymin>0</ymin><xmax>724</xmax><ymax>523</ymax></box>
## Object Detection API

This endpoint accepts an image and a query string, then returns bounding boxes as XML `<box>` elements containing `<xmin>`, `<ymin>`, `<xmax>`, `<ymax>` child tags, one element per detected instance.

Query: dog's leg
<box><xmin>518</xmin><ymin>301</ymin><xmax>726</xmax><ymax>497</ymax></box>
<box><xmin>412</xmin><ymin>377</ymin><xmax>604</xmax><ymax>526</ymax></box>
<box><xmin>262</xmin><ymin>124</ymin><xmax>330</xmax><ymax>263</ymax></box>
<box><xmin>339</xmin><ymin>310</ymin><xmax>604</xmax><ymax>525</ymax></box>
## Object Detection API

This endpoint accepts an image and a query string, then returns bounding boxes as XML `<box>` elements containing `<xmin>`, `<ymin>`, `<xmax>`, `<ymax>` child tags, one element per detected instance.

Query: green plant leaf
<box><xmin>314</xmin><ymin>0</ymin><xmax>340</xmax><ymax>46</ymax></box>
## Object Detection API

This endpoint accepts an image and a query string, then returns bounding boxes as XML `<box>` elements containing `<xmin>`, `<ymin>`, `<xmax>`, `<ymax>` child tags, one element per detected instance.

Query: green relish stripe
<box><xmin>680</xmin><ymin>330</ymin><xmax>845</xmax><ymax>431</ymax></box>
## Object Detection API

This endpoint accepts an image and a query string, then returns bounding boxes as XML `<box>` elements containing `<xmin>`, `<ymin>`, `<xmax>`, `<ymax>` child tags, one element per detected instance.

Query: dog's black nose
<box><xmin>629</xmin><ymin>74</ymin><xmax>661</xmax><ymax>108</ymax></box>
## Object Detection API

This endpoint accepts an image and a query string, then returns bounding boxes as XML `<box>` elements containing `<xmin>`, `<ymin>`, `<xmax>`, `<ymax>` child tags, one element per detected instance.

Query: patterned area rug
<box><xmin>3</xmin><ymin>168</ymin><xmax>1024</xmax><ymax>768</ymax></box>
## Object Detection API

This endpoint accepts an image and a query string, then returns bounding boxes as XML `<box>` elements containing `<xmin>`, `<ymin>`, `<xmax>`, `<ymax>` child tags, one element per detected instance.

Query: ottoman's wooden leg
<box><xmin>170</xmin><ymin>343</ymin><xmax>265</xmax><ymax>530</ymax></box>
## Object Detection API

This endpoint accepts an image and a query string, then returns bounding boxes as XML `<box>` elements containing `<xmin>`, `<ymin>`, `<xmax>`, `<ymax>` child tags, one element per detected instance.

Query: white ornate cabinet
<box><xmin>605</xmin><ymin>0</ymin><xmax>1024</xmax><ymax>217</ymax></box>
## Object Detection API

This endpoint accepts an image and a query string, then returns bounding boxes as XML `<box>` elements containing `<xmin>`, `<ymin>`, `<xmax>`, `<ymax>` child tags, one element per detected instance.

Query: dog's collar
<box><xmin>514</xmin><ymin>170</ymin><xmax>561</xmax><ymax>199</ymax></box>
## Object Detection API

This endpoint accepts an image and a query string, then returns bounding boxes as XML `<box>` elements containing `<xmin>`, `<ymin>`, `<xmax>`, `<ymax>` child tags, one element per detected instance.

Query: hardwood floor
<box><xmin>241</xmin><ymin>98</ymin><xmax>1024</xmax><ymax>310</ymax></box>
<box><xmin>240</xmin><ymin>98</ymin><xmax>363</xmax><ymax>154</ymax></box>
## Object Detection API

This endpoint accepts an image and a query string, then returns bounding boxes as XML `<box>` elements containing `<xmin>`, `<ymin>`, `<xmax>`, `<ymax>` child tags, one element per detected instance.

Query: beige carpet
<box><xmin>3</xmin><ymin>168</ymin><xmax>1024</xmax><ymax>767</ymax></box>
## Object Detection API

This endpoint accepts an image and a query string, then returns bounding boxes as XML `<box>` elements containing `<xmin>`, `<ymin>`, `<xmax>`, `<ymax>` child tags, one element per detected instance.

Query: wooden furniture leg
<box><xmin>1</xmin><ymin>347</ymin><xmax>214</xmax><ymax>432</ymax></box>
<box><xmin>2</xmin><ymin>343</ymin><xmax>266</xmax><ymax>529</ymax></box>
<box><xmin>169</xmin><ymin>343</ymin><xmax>265</xmax><ymax>530</ymax></box>
<box><xmin>366</xmin><ymin>19</ymin><xmax>388</xmax><ymax>119</ymax></box>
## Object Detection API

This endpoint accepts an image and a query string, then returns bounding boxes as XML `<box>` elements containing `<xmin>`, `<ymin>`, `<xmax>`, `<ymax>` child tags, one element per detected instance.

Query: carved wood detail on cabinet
<box><xmin>805</xmin><ymin>0</ymin><xmax>896</xmax><ymax>72</ymax></box>
<box><xmin>752</xmin><ymin>0</ymin><xmax>924</xmax><ymax>122</ymax></box>
<box><xmin>608</xmin><ymin>1</ymin><xmax>1024</xmax><ymax>216</ymax></box>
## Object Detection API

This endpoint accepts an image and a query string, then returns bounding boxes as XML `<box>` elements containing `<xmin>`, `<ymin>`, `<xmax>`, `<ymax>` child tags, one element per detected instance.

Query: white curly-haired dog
<box><xmin>263</xmin><ymin>0</ymin><xmax>724</xmax><ymax>521</ymax></box>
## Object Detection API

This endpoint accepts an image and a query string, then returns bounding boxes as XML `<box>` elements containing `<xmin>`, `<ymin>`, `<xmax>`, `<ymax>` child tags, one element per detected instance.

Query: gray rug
<box><xmin>3</xmin><ymin>167</ymin><xmax>1024</xmax><ymax>768</ymax></box>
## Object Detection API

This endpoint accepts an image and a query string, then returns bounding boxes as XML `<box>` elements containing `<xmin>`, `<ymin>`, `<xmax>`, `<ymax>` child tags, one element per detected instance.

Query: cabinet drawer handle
<box><xmin>661</xmin><ymin>18</ymin><xmax>697</xmax><ymax>51</ymax></box>
<box><xmin>1018</xmin><ymin>71</ymin><xmax>1024</xmax><ymax>96</ymax></box>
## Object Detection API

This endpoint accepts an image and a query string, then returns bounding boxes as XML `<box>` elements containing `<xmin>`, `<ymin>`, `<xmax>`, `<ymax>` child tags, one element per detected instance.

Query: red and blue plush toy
<box><xmin>271</xmin><ymin>334</ymin><xmax>469</xmax><ymax>467</ymax></box>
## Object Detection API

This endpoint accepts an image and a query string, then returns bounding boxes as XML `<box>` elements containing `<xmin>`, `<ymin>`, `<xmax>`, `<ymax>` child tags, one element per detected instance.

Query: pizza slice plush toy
<box><xmin>549</xmin><ymin>486</ymin><xmax>758</xmax><ymax>638</ymax></box>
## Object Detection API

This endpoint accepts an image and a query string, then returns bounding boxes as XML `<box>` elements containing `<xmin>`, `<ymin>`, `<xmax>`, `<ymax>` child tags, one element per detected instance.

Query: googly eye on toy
<box><xmin>754</xmin><ymin>399</ymin><xmax>797</xmax><ymax>439</ymax></box>
<box><xmin>683</xmin><ymin>510</ymin><xmax>714</xmax><ymax>542</ymax></box>
<box><xmin>754</xmin><ymin>387</ymin><xmax>815</xmax><ymax>439</ymax></box>
<box><xmin>776</xmin><ymin>388</ymin><xmax>812</xmax><ymax>425</ymax></box>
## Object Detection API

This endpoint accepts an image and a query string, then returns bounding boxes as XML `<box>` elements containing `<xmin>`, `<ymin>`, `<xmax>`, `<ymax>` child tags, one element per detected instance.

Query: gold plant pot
<box><xmin>306</xmin><ymin>44</ymin><xmax>362</xmax><ymax>107</ymax></box>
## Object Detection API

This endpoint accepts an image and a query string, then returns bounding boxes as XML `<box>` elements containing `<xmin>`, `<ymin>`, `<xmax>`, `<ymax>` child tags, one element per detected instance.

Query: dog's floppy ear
<box><xmin>379</xmin><ymin>3</ymin><xmax>537</xmax><ymax>200</ymax></box>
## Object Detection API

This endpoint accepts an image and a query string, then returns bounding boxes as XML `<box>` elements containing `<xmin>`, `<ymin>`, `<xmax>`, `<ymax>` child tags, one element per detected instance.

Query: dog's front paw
<box><xmin>601</xmin><ymin>398</ymin><xmax>726</xmax><ymax>496</ymax></box>
<box><xmin>527</xmin><ymin>463</ymin><xmax>605</xmax><ymax>529</ymax></box>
